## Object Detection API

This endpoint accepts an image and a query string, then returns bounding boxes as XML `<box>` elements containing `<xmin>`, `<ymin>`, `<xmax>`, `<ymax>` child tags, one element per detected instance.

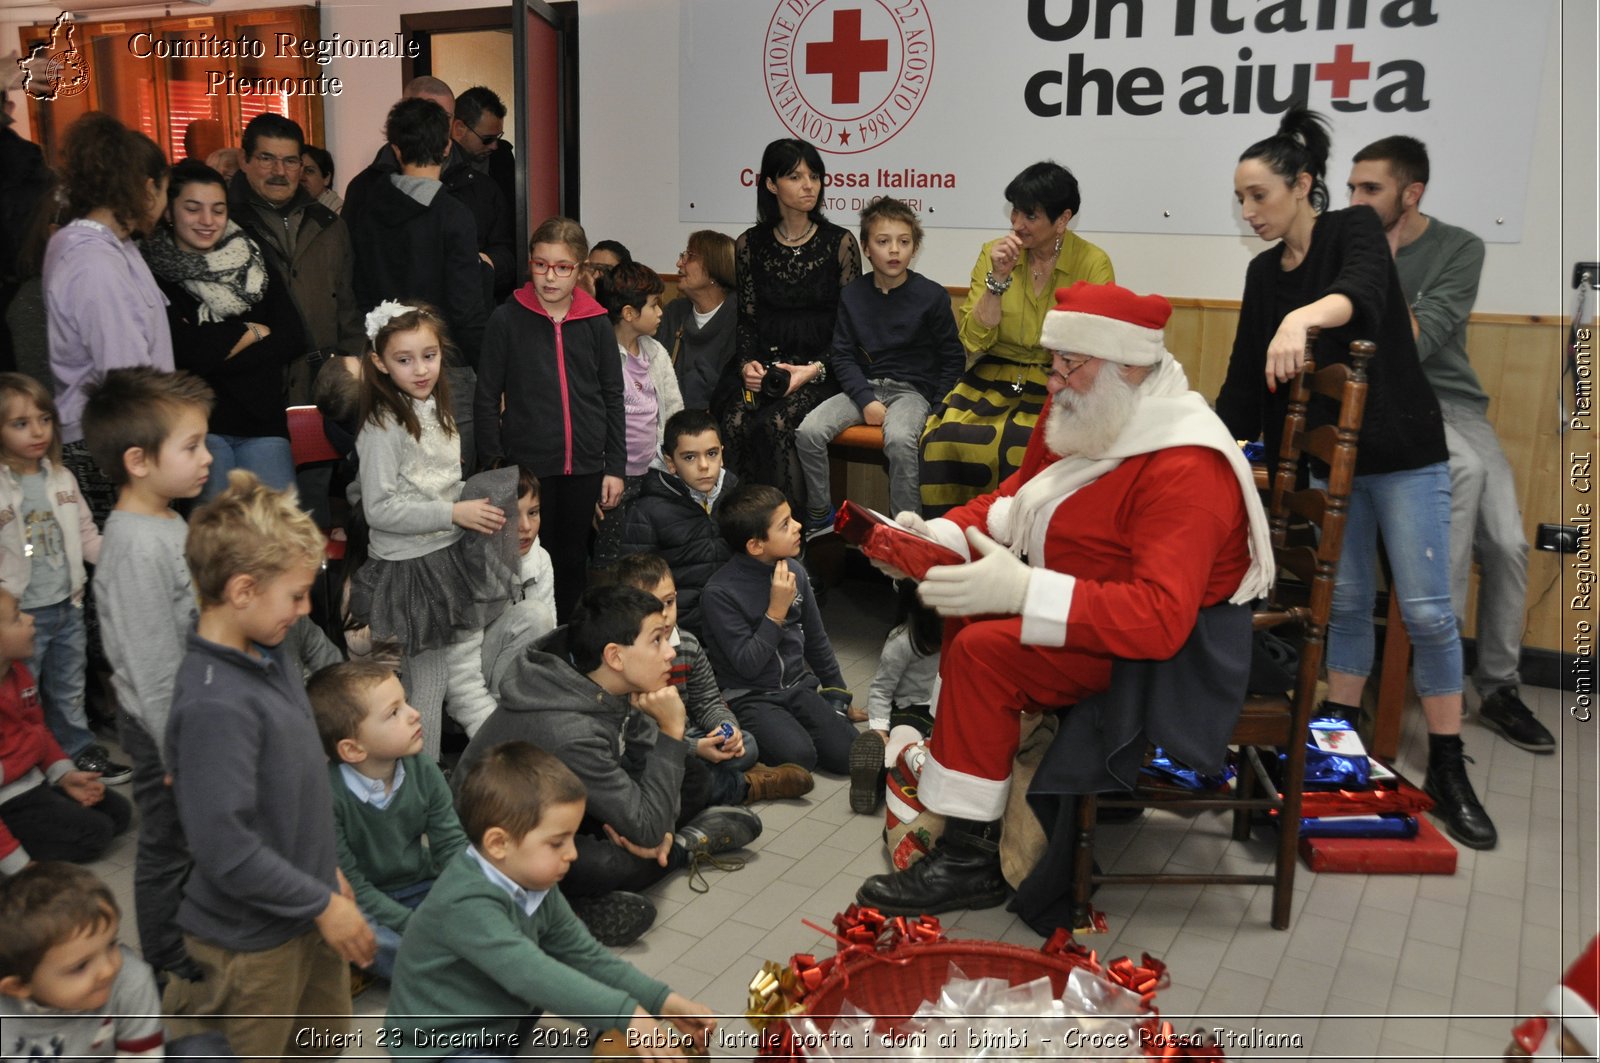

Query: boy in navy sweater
<box><xmin>162</xmin><ymin>471</ymin><xmax>374</xmax><ymax>1060</ymax></box>
<box><xmin>701</xmin><ymin>484</ymin><xmax>858</xmax><ymax>774</ymax></box>
<box><xmin>795</xmin><ymin>197</ymin><xmax>963</xmax><ymax>529</ymax></box>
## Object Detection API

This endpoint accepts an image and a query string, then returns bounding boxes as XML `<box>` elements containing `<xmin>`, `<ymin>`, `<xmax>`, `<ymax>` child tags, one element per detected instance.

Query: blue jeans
<box><xmin>687</xmin><ymin>724</ymin><xmax>761</xmax><ymax>805</ymax></box>
<box><xmin>363</xmin><ymin>877</ymin><xmax>434</xmax><ymax>980</ymax></box>
<box><xmin>1319</xmin><ymin>462</ymin><xmax>1463</xmax><ymax>698</ymax></box>
<box><xmin>202</xmin><ymin>434</ymin><xmax>295</xmax><ymax>500</ymax></box>
<box><xmin>27</xmin><ymin>599</ymin><xmax>91</xmax><ymax>757</ymax></box>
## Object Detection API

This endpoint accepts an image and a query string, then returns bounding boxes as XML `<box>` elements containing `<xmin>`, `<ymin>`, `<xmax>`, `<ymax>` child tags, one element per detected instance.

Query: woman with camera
<box><xmin>716</xmin><ymin>139</ymin><xmax>861</xmax><ymax>516</ymax></box>
<box><xmin>918</xmin><ymin>161</ymin><xmax>1113</xmax><ymax>515</ymax></box>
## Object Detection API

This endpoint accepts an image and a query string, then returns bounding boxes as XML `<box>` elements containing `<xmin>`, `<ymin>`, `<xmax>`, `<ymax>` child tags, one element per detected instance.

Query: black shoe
<box><xmin>568</xmin><ymin>890</ymin><xmax>656</xmax><ymax>947</ymax></box>
<box><xmin>1423</xmin><ymin>736</ymin><xmax>1498</xmax><ymax>850</ymax></box>
<box><xmin>1478</xmin><ymin>687</ymin><xmax>1556</xmax><ymax>754</ymax></box>
<box><xmin>75</xmin><ymin>745</ymin><xmax>132</xmax><ymax>785</ymax></box>
<box><xmin>676</xmin><ymin>806</ymin><xmax>763</xmax><ymax>893</ymax></box>
<box><xmin>848</xmin><ymin>730</ymin><xmax>887</xmax><ymax>814</ymax></box>
<box><xmin>1315</xmin><ymin>700</ymin><xmax>1361</xmax><ymax>725</ymax></box>
<box><xmin>855</xmin><ymin>816</ymin><xmax>1010</xmax><ymax>915</ymax></box>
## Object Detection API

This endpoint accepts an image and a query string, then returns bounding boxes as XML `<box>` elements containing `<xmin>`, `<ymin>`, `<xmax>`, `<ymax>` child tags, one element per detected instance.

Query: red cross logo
<box><xmin>806</xmin><ymin>9</ymin><xmax>889</xmax><ymax>106</ymax></box>
<box><xmin>1315</xmin><ymin>43</ymin><xmax>1371</xmax><ymax>99</ymax></box>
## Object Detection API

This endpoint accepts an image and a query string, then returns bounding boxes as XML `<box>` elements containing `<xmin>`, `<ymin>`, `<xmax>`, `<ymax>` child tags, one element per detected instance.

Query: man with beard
<box><xmin>1347</xmin><ymin>137</ymin><xmax>1553</xmax><ymax>755</ymax></box>
<box><xmin>229</xmin><ymin>113</ymin><xmax>364</xmax><ymax>404</ymax></box>
<box><xmin>855</xmin><ymin>281</ymin><xmax>1274</xmax><ymax>915</ymax></box>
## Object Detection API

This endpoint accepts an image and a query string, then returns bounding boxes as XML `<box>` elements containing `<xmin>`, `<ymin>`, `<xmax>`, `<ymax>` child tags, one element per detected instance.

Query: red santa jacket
<box><xmin>0</xmin><ymin>662</ymin><xmax>72</xmax><ymax>864</ymax></box>
<box><xmin>943</xmin><ymin>416</ymin><xmax>1251</xmax><ymax>660</ymax></box>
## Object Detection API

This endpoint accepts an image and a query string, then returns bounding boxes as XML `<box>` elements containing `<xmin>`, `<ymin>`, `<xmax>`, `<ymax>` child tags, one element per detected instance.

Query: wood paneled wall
<box><xmin>661</xmin><ymin>277</ymin><xmax>1584</xmax><ymax>652</ymax></box>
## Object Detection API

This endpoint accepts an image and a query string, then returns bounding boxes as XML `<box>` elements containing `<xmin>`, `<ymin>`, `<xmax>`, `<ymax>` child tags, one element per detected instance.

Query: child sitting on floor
<box><xmin>386</xmin><ymin>741</ymin><xmax>715</xmax><ymax>1061</ymax></box>
<box><xmin>309</xmin><ymin>659</ymin><xmax>468</xmax><ymax>982</ymax></box>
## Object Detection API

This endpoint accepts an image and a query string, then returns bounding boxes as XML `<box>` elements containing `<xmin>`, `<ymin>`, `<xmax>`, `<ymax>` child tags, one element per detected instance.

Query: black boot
<box><xmin>855</xmin><ymin>817</ymin><xmax>1009</xmax><ymax>915</ymax></box>
<box><xmin>1423</xmin><ymin>734</ymin><xmax>1497</xmax><ymax>850</ymax></box>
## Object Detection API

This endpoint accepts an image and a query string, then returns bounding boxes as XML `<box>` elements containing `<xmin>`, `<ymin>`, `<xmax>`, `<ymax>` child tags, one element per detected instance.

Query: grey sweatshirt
<box><xmin>93</xmin><ymin>511</ymin><xmax>195</xmax><ymax>761</ymax></box>
<box><xmin>166</xmin><ymin>630</ymin><xmax>338</xmax><ymax>951</ymax></box>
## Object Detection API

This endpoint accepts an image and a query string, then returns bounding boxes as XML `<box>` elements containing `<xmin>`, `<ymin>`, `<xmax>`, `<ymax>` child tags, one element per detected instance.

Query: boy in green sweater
<box><xmin>386</xmin><ymin>741</ymin><xmax>715</xmax><ymax>1061</ymax></box>
<box><xmin>309</xmin><ymin>660</ymin><xmax>468</xmax><ymax>981</ymax></box>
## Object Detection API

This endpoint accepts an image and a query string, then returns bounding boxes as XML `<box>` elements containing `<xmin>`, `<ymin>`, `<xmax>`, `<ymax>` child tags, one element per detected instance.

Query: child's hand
<box><xmin>768</xmin><ymin>560</ymin><xmax>798</xmax><ymax>621</ymax></box>
<box><xmin>315</xmin><ymin>892</ymin><xmax>376</xmax><ymax>968</ymax></box>
<box><xmin>626</xmin><ymin>1009</ymin><xmax>687</xmax><ymax>1062</ymax></box>
<box><xmin>59</xmin><ymin>771</ymin><xmax>105</xmax><ymax>807</ymax></box>
<box><xmin>741</xmin><ymin>360</ymin><xmax>767</xmax><ymax>391</ymax></box>
<box><xmin>660</xmin><ymin>992</ymin><xmax>717</xmax><ymax>1049</ymax></box>
<box><xmin>452</xmin><ymin>498</ymin><xmax>506</xmax><ymax>534</ymax></box>
<box><xmin>604</xmin><ymin>824</ymin><xmax>673</xmax><ymax>867</ymax></box>
<box><xmin>862</xmin><ymin>400</ymin><xmax>888</xmax><ymax>427</ymax></box>
<box><xmin>694</xmin><ymin>733</ymin><xmax>736</xmax><ymax>763</ymax></box>
<box><xmin>630</xmin><ymin>686</ymin><xmax>687</xmax><ymax>739</ymax></box>
<box><xmin>600</xmin><ymin>475</ymin><xmax>626</xmax><ymax>509</ymax></box>
<box><xmin>336</xmin><ymin>867</ymin><xmax>357</xmax><ymax>902</ymax></box>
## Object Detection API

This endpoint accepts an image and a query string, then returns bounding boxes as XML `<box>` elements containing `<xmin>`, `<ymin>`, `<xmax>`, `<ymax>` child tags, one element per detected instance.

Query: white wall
<box><xmin>578</xmin><ymin>0</ymin><xmax>1598</xmax><ymax>316</ymax></box>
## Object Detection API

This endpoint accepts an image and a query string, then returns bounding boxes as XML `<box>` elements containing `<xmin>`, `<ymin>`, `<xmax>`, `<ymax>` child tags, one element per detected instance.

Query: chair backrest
<box><xmin>1264</xmin><ymin>333</ymin><xmax>1373</xmax><ymax>718</ymax></box>
<box><xmin>286</xmin><ymin>405</ymin><xmax>341</xmax><ymax>469</ymax></box>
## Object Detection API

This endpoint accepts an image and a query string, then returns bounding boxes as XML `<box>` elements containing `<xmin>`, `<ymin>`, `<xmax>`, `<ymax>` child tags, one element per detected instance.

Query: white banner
<box><xmin>678</xmin><ymin>0</ymin><xmax>1552</xmax><ymax>242</ymax></box>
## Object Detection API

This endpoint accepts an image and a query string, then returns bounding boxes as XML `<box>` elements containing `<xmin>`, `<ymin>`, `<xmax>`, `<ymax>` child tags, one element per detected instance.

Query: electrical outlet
<box><xmin>1574</xmin><ymin>261</ymin><xmax>1600</xmax><ymax>289</ymax></box>
<box><xmin>1537</xmin><ymin>523</ymin><xmax>1582</xmax><ymax>553</ymax></box>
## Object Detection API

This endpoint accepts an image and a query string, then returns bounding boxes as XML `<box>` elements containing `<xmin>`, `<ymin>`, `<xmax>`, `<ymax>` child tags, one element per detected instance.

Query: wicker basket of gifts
<box><xmin>746</xmin><ymin>907</ymin><xmax>1224</xmax><ymax>1061</ymax></box>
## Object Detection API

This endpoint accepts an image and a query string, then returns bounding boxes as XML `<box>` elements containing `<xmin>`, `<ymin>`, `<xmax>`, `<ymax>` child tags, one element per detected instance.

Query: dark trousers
<box><xmin>560</xmin><ymin>756</ymin><xmax>712</xmax><ymax>898</ymax></box>
<box><xmin>734</xmin><ymin>686</ymin><xmax>856</xmax><ymax>775</ymax></box>
<box><xmin>0</xmin><ymin>779</ymin><xmax>131</xmax><ymax>862</ymax></box>
<box><xmin>537</xmin><ymin>472</ymin><xmax>604</xmax><ymax>623</ymax></box>
<box><xmin>118</xmin><ymin>709</ymin><xmax>193</xmax><ymax>971</ymax></box>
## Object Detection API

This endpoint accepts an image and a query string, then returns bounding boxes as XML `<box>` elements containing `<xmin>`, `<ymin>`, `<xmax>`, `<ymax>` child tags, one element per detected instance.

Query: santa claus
<box><xmin>856</xmin><ymin>280</ymin><xmax>1274</xmax><ymax>915</ymax></box>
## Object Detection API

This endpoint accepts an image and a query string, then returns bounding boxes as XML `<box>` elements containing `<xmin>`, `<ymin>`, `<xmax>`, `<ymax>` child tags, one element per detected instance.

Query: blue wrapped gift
<box><xmin>1292</xmin><ymin>717</ymin><xmax>1372</xmax><ymax>789</ymax></box>
<box><xmin>1141</xmin><ymin>747</ymin><xmax>1234</xmax><ymax>791</ymax></box>
<box><xmin>1299</xmin><ymin>813</ymin><xmax>1418</xmax><ymax>839</ymax></box>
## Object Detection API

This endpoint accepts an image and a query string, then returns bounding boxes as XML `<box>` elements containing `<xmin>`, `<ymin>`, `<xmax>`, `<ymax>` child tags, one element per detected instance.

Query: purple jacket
<box><xmin>44</xmin><ymin>220</ymin><xmax>174</xmax><ymax>442</ymax></box>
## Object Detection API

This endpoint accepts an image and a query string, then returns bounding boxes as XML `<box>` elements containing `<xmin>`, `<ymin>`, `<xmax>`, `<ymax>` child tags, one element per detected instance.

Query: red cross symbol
<box><xmin>806</xmin><ymin>9</ymin><xmax>889</xmax><ymax>106</ymax></box>
<box><xmin>1315</xmin><ymin>43</ymin><xmax>1371</xmax><ymax>99</ymax></box>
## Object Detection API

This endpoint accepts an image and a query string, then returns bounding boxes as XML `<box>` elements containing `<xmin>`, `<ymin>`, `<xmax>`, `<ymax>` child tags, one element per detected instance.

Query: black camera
<box><xmin>759</xmin><ymin>364</ymin><xmax>792</xmax><ymax>398</ymax></box>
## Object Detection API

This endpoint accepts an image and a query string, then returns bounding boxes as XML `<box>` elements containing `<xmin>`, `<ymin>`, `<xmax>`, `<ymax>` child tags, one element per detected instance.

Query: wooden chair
<box><xmin>1070</xmin><ymin>338</ymin><xmax>1374</xmax><ymax>931</ymax></box>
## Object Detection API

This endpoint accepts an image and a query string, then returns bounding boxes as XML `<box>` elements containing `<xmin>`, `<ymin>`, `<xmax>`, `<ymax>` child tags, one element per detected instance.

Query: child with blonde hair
<box><xmin>350</xmin><ymin>301</ymin><xmax>517</xmax><ymax>757</ymax></box>
<box><xmin>163</xmin><ymin>470</ymin><xmax>372</xmax><ymax>1059</ymax></box>
<box><xmin>0</xmin><ymin>373</ymin><xmax>125</xmax><ymax>781</ymax></box>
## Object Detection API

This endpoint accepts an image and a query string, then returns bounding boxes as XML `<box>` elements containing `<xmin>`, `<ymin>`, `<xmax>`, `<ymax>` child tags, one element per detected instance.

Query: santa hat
<box><xmin>1515</xmin><ymin>935</ymin><xmax>1600</xmax><ymax>1057</ymax></box>
<box><xmin>1037</xmin><ymin>281</ymin><xmax>1173</xmax><ymax>366</ymax></box>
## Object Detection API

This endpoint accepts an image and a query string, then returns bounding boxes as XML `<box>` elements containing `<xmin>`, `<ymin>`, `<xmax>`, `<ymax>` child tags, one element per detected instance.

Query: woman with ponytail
<box><xmin>1214</xmin><ymin>108</ymin><xmax>1495</xmax><ymax>852</ymax></box>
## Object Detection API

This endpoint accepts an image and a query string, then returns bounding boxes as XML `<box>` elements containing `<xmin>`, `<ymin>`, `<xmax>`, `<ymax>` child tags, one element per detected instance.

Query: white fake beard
<box><xmin>1044</xmin><ymin>365</ymin><xmax>1141</xmax><ymax>458</ymax></box>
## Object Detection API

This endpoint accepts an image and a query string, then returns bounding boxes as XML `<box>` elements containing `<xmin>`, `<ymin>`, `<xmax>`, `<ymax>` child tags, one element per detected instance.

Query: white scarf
<box><xmin>996</xmin><ymin>357</ymin><xmax>1274</xmax><ymax>605</ymax></box>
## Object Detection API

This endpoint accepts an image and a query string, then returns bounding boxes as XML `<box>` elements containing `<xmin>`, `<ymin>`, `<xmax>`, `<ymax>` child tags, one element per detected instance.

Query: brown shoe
<box><xmin>350</xmin><ymin>964</ymin><xmax>375</xmax><ymax>998</ymax></box>
<box><xmin>846</xmin><ymin>705</ymin><xmax>869</xmax><ymax>723</ymax></box>
<box><xmin>743</xmin><ymin>763</ymin><xmax>815</xmax><ymax>803</ymax></box>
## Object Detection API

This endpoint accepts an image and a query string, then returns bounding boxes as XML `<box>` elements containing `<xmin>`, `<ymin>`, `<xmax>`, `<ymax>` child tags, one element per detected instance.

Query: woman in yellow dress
<box><xmin>918</xmin><ymin>161</ymin><xmax>1113</xmax><ymax>515</ymax></box>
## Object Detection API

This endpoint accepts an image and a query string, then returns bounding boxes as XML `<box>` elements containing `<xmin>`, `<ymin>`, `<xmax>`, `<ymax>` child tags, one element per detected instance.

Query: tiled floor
<box><xmin>85</xmin><ymin>572</ymin><xmax>1594</xmax><ymax>1061</ymax></box>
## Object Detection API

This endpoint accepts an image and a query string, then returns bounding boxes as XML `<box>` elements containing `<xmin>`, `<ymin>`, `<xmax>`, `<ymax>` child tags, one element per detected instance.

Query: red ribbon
<box><xmin>1108</xmin><ymin>954</ymin><xmax>1170</xmax><ymax>1008</ymax></box>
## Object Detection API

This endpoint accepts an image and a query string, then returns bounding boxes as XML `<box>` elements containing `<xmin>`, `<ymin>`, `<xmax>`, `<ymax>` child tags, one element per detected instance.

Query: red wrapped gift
<box><xmin>1299</xmin><ymin>815</ymin><xmax>1457</xmax><ymax>874</ymax></box>
<box><xmin>834</xmin><ymin>501</ymin><xmax>965</xmax><ymax>581</ymax></box>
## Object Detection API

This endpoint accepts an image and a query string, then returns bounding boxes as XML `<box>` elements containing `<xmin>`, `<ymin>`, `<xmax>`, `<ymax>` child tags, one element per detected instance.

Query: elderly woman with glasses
<box><xmin>659</xmin><ymin>230</ymin><xmax>737</xmax><ymax>411</ymax></box>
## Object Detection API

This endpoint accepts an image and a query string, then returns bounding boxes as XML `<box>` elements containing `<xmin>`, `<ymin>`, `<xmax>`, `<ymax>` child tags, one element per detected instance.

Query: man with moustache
<box><xmin>1346</xmin><ymin>136</ymin><xmax>1553</xmax><ymax>754</ymax></box>
<box><xmin>229</xmin><ymin>113</ymin><xmax>364</xmax><ymax>404</ymax></box>
<box><xmin>855</xmin><ymin>282</ymin><xmax>1274</xmax><ymax>915</ymax></box>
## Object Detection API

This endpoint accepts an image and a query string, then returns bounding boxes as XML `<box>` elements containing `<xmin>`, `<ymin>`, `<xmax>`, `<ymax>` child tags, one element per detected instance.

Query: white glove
<box><xmin>917</xmin><ymin>526</ymin><xmax>1032</xmax><ymax>618</ymax></box>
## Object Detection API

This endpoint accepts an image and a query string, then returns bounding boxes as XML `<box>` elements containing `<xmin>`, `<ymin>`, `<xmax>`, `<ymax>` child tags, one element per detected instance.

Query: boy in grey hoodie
<box><xmin>458</xmin><ymin>584</ymin><xmax>760</xmax><ymax>945</ymax></box>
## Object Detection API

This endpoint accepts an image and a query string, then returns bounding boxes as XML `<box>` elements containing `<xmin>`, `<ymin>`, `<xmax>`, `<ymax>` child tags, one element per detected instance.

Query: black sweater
<box><xmin>344</xmin><ymin>175</ymin><xmax>487</xmax><ymax>365</ymax></box>
<box><xmin>157</xmin><ymin>251</ymin><xmax>304</xmax><ymax>439</ymax></box>
<box><xmin>473</xmin><ymin>285</ymin><xmax>625</xmax><ymax>477</ymax></box>
<box><xmin>619</xmin><ymin>466</ymin><xmax>738</xmax><ymax>636</ymax></box>
<box><xmin>1214</xmin><ymin>206</ymin><xmax>1447</xmax><ymax>476</ymax></box>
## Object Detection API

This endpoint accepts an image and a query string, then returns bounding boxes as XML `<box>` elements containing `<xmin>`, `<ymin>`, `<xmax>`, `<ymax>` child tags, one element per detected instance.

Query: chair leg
<box><xmin>1071</xmin><ymin>794</ymin><xmax>1099</xmax><ymax>928</ymax></box>
<box><xmin>1232</xmin><ymin>747</ymin><xmax>1255</xmax><ymax>841</ymax></box>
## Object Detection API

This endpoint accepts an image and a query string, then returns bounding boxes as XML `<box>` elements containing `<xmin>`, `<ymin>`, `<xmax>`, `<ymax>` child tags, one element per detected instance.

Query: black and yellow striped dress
<box><xmin>918</xmin><ymin>232</ymin><xmax>1114</xmax><ymax>515</ymax></box>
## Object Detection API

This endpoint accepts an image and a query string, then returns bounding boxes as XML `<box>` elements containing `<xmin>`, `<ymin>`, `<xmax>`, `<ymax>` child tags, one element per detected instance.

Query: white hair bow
<box><xmin>364</xmin><ymin>300</ymin><xmax>417</xmax><ymax>344</ymax></box>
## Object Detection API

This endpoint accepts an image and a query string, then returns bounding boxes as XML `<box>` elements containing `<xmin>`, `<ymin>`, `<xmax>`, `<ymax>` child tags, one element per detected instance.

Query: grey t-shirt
<box><xmin>17</xmin><ymin>471</ymin><xmax>70</xmax><ymax>609</ymax></box>
<box><xmin>93</xmin><ymin>510</ymin><xmax>196</xmax><ymax>757</ymax></box>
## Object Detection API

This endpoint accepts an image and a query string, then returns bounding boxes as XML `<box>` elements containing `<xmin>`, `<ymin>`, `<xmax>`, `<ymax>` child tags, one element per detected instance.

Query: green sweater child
<box><xmin>386</xmin><ymin>741</ymin><xmax>716</xmax><ymax>1061</ymax></box>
